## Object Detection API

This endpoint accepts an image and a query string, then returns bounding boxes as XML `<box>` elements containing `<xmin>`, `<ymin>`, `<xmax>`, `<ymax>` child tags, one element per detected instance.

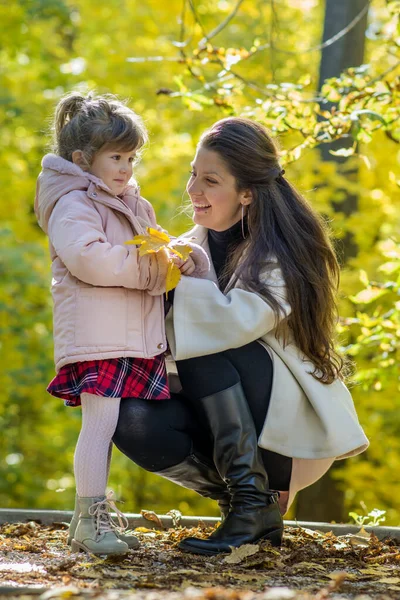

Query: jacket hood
<box><xmin>34</xmin><ymin>154</ymin><xmax>137</xmax><ymax>234</ymax></box>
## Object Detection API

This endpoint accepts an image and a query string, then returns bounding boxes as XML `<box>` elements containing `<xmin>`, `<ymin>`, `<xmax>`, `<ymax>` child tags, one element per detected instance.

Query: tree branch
<box><xmin>246</xmin><ymin>0</ymin><xmax>372</xmax><ymax>58</ymax></box>
<box><xmin>198</xmin><ymin>0</ymin><xmax>246</xmax><ymax>48</ymax></box>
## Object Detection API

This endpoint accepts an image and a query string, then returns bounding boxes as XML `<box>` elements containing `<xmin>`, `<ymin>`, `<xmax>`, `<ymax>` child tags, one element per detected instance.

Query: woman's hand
<box><xmin>173</xmin><ymin>255</ymin><xmax>196</xmax><ymax>276</ymax></box>
<box><xmin>180</xmin><ymin>256</ymin><xmax>196</xmax><ymax>275</ymax></box>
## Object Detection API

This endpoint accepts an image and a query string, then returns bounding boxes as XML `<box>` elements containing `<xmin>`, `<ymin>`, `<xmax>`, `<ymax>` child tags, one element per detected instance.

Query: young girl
<box><xmin>34</xmin><ymin>92</ymin><xmax>209</xmax><ymax>556</ymax></box>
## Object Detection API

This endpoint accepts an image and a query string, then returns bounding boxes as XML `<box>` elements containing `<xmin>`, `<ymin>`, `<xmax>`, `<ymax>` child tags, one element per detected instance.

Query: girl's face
<box><xmin>89</xmin><ymin>149</ymin><xmax>136</xmax><ymax>195</ymax></box>
<box><xmin>187</xmin><ymin>147</ymin><xmax>250</xmax><ymax>231</ymax></box>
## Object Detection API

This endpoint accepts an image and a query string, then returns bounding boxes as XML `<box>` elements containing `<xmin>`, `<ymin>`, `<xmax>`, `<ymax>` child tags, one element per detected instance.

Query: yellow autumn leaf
<box><xmin>125</xmin><ymin>227</ymin><xmax>171</xmax><ymax>256</ymax></box>
<box><xmin>169</xmin><ymin>241</ymin><xmax>193</xmax><ymax>261</ymax></box>
<box><xmin>125</xmin><ymin>228</ymin><xmax>187</xmax><ymax>294</ymax></box>
<box><xmin>166</xmin><ymin>261</ymin><xmax>181</xmax><ymax>294</ymax></box>
<box><xmin>147</xmin><ymin>227</ymin><xmax>171</xmax><ymax>243</ymax></box>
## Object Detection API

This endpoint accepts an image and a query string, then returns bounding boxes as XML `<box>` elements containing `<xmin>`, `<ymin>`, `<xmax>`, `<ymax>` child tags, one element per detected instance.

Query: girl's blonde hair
<box><xmin>52</xmin><ymin>91</ymin><xmax>148</xmax><ymax>167</ymax></box>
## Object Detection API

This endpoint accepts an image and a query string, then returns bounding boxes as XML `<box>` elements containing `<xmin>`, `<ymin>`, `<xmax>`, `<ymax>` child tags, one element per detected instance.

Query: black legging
<box><xmin>114</xmin><ymin>341</ymin><xmax>292</xmax><ymax>490</ymax></box>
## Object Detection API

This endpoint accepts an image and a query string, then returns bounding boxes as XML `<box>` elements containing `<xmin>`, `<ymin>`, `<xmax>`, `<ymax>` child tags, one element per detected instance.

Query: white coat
<box><xmin>166</xmin><ymin>225</ymin><xmax>369</xmax><ymax>509</ymax></box>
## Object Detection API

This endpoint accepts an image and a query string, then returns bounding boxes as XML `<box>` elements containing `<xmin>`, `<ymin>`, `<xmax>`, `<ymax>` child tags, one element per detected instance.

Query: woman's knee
<box><xmin>113</xmin><ymin>399</ymin><xmax>162</xmax><ymax>462</ymax></box>
<box><xmin>113</xmin><ymin>396</ymin><xmax>193</xmax><ymax>472</ymax></box>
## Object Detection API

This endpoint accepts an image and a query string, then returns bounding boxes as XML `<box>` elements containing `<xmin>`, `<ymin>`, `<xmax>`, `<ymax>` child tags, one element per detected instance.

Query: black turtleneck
<box><xmin>208</xmin><ymin>218</ymin><xmax>244</xmax><ymax>289</ymax></box>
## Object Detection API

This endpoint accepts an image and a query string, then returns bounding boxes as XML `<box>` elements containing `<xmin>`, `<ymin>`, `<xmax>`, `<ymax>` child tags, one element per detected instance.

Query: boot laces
<box><xmin>89</xmin><ymin>491</ymin><xmax>129</xmax><ymax>536</ymax></box>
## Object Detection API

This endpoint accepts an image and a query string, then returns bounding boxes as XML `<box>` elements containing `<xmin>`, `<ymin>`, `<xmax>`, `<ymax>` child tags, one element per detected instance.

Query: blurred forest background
<box><xmin>0</xmin><ymin>0</ymin><xmax>399</xmax><ymax>524</ymax></box>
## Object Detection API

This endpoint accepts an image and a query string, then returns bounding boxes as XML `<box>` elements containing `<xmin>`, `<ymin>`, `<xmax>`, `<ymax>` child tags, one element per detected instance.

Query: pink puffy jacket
<box><xmin>35</xmin><ymin>154</ymin><xmax>209</xmax><ymax>371</ymax></box>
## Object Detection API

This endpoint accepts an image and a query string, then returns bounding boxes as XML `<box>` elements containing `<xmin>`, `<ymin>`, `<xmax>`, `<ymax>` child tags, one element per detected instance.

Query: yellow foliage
<box><xmin>166</xmin><ymin>261</ymin><xmax>181</xmax><ymax>295</ymax></box>
<box><xmin>126</xmin><ymin>227</ymin><xmax>171</xmax><ymax>255</ymax></box>
<box><xmin>126</xmin><ymin>227</ymin><xmax>192</xmax><ymax>294</ymax></box>
<box><xmin>0</xmin><ymin>0</ymin><xmax>399</xmax><ymax>523</ymax></box>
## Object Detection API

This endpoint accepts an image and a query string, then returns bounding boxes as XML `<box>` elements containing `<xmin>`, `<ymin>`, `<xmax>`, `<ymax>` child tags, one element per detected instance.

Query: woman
<box><xmin>113</xmin><ymin>117</ymin><xmax>369</xmax><ymax>556</ymax></box>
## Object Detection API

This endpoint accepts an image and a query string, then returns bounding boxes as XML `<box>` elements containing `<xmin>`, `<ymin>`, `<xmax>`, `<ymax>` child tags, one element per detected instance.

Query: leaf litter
<box><xmin>0</xmin><ymin>519</ymin><xmax>400</xmax><ymax>600</ymax></box>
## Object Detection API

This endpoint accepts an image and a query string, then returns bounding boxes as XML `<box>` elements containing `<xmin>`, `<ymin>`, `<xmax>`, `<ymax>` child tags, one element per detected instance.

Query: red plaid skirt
<box><xmin>47</xmin><ymin>356</ymin><xmax>170</xmax><ymax>406</ymax></box>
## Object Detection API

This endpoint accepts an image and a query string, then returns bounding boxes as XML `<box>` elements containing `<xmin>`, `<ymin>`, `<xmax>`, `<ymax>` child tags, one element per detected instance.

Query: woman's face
<box><xmin>187</xmin><ymin>147</ymin><xmax>249</xmax><ymax>231</ymax></box>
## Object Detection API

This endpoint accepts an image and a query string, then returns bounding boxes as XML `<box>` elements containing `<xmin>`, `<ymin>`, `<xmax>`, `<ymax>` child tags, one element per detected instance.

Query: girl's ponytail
<box><xmin>51</xmin><ymin>91</ymin><xmax>147</xmax><ymax>165</ymax></box>
<box><xmin>54</xmin><ymin>92</ymin><xmax>86</xmax><ymax>140</ymax></box>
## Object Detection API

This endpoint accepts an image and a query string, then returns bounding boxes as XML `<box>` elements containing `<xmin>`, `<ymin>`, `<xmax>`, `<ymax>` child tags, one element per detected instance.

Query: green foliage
<box><xmin>153</xmin><ymin>0</ymin><xmax>400</xmax><ymax>162</ymax></box>
<box><xmin>349</xmin><ymin>506</ymin><xmax>386</xmax><ymax>527</ymax></box>
<box><xmin>0</xmin><ymin>0</ymin><xmax>399</xmax><ymax>523</ymax></box>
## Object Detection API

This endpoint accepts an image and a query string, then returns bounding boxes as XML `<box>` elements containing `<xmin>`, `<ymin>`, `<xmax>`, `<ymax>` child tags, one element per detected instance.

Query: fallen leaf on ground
<box><xmin>140</xmin><ymin>509</ymin><xmax>165</xmax><ymax>529</ymax></box>
<box><xmin>224</xmin><ymin>544</ymin><xmax>259</xmax><ymax>564</ymax></box>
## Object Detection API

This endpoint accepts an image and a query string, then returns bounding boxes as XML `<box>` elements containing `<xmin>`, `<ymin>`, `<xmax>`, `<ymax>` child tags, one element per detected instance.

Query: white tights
<box><xmin>74</xmin><ymin>393</ymin><xmax>121</xmax><ymax>497</ymax></box>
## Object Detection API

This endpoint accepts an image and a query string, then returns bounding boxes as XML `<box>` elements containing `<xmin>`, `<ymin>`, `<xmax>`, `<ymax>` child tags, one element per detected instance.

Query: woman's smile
<box><xmin>187</xmin><ymin>148</ymin><xmax>247</xmax><ymax>231</ymax></box>
<box><xmin>192</xmin><ymin>202</ymin><xmax>211</xmax><ymax>212</ymax></box>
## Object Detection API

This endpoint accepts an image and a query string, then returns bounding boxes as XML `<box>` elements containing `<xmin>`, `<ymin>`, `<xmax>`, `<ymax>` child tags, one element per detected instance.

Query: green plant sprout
<box><xmin>349</xmin><ymin>506</ymin><xmax>386</xmax><ymax>527</ymax></box>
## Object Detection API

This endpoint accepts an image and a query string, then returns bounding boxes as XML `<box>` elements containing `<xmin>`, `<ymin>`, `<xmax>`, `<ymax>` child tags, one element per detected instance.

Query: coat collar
<box><xmin>41</xmin><ymin>153</ymin><xmax>140</xmax><ymax>212</ymax></box>
<box><xmin>37</xmin><ymin>154</ymin><xmax>146</xmax><ymax>235</ymax></box>
<box><xmin>42</xmin><ymin>153</ymin><xmax>112</xmax><ymax>193</ymax></box>
<box><xmin>182</xmin><ymin>224</ymin><xmax>208</xmax><ymax>246</ymax></box>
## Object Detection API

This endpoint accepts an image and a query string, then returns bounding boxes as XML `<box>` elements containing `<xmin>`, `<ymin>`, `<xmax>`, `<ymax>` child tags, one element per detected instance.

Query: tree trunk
<box><xmin>295</xmin><ymin>0</ymin><xmax>369</xmax><ymax>523</ymax></box>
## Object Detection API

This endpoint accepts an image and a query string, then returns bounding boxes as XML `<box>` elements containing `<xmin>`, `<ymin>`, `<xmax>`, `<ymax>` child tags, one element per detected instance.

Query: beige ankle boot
<box><xmin>71</xmin><ymin>494</ymin><xmax>130</xmax><ymax>555</ymax></box>
<box><xmin>68</xmin><ymin>492</ymin><xmax>139</xmax><ymax>549</ymax></box>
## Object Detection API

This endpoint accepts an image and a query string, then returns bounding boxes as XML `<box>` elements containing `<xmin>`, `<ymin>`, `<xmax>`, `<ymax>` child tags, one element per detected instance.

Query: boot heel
<box><xmin>71</xmin><ymin>539</ymin><xmax>84</xmax><ymax>553</ymax></box>
<box><xmin>263</xmin><ymin>528</ymin><xmax>283</xmax><ymax>547</ymax></box>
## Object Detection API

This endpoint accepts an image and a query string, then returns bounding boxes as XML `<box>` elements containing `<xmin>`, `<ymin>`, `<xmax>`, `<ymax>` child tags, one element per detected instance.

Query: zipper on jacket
<box><xmin>88</xmin><ymin>189</ymin><xmax>145</xmax><ymax>236</ymax></box>
<box><xmin>141</xmin><ymin>293</ymin><xmax>167</xmax><ymax>358</ymax></box>
<box><xmin>190</xmin><ymin>453</ymin><xmax>215</xmax><ymax>469</ymax></box>
<box><xmin>160</xmin><ymin>296</ymin><xmax>166</xmax><ymax>353</ymax></box>
<box><xmin>141</xmin><ymin>291</ymin><xmax>148</xmax><ymax>357</ymax></box>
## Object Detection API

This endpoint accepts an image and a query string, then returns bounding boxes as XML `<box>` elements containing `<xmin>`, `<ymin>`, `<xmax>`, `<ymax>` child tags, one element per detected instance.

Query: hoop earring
<box><xmin>241</xmin><ymin>204</ymin><xmax>246</xmax><ymax>239</ymax></box>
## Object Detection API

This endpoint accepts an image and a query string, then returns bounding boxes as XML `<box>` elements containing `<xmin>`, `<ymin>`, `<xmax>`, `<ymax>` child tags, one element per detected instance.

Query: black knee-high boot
<box><xmin>112</xmin><ymin>396</ymin><xmax>231</xmax><ymax>519</ymax></box>
<box><xmin>178</xmin><ymin>382</ymin><xmax>283</xmax><ymax>555</ymax></box>
<box><xmin>154</xmin><ymin>449</ymin><xmax>231</xmax><ymax>519</ymax></box>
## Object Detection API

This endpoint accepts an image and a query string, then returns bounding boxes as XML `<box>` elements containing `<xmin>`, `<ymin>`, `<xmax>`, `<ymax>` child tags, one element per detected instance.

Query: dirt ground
<box><xmin>1</xmin><ymin>519</ymin><xmax>399</xmax><ymax>600</ymax></box>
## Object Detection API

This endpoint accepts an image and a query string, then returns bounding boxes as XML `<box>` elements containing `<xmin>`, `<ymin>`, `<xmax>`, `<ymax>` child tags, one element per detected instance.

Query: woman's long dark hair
<box><xmin>199</xmin><ymin>117</ymin><xmax>344</xmax><ymax>384</ymax></box>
